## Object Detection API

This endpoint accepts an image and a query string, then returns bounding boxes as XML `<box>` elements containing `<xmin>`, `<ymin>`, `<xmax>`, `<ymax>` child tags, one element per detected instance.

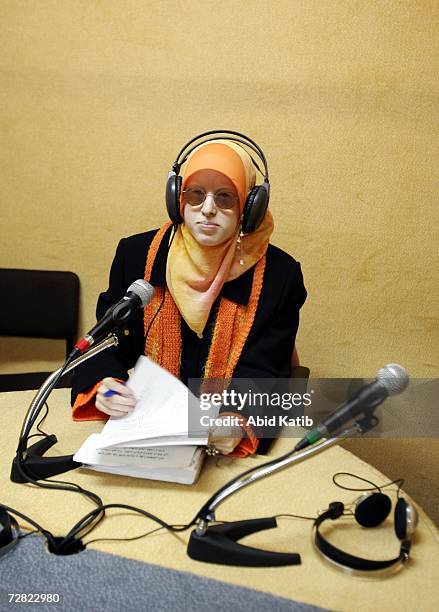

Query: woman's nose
<box><xmin>201</xmin><ymin>192</ymin><xmax>217</xmax><ymax>215</ymax></box>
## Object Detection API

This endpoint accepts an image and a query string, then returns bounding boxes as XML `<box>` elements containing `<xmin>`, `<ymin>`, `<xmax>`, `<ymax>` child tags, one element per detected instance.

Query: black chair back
<box><xmin>0</xmin><ymin>268</ymin><xmax>80</xmax><ymax>391</ymax></box>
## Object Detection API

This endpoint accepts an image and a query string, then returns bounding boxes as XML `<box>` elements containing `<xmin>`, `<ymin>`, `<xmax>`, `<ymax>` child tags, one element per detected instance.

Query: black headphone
<box><xmin>313</xmin><ymin>490</ymin><xmax>418</xmax><ymax>575</ymax></box>
<box><xmin>165</xmin><ymin>130</ymin><xmax>270</xmax><ymax>234</ymax></box>
<box><xmin>0</xmin><ymin>509</ymin><xmax>20</xmax><ymax>559</ymax></box>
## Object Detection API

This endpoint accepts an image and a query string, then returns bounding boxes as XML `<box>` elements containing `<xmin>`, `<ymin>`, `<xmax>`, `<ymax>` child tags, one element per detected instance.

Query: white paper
<box><xmin>95</xmin><ymin>356</ymin><xmax>209</xmax><ymax>448</ymax></box>
<box><xmin>73</xmin><ymin>356</ymin><xmax>212</xmax><ymax>484</ymax></box>
<box><xmin>81</xmin><ymin>448</ymin><xmax>205</xmax><ymax>485</ymax></box>
<box><xmin>74</xmin><ymin>433</ymin><xmax>199</xmax><ymax>468</ymax></box>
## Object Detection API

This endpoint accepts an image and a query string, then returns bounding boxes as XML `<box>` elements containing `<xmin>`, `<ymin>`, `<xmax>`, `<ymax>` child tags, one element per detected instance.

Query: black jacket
<box><xmin>71</xmin><ymin>226</ymin><xmax>307</xmax><ymax>412</ymax></box>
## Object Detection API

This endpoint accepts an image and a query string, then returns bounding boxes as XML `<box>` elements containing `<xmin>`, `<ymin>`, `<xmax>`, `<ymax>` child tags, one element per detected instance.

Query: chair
<box><xmin>291</xmin><ymin>345</ymin><xmax>310</xmax><ymax>379</ymax></box>
<box><xmin>0</xmin><ymin>268</ymin><xmax>80</xmax><ymax>391</ymax></box>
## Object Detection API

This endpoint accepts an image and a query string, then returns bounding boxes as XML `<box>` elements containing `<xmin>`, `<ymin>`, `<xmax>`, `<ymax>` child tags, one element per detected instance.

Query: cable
<box><xmin>332</xmin><ymin>472</ymin><xmax>405</xmax><ymax>494</ymax></box>
<box><xmin>274</xmin><ymin>513</ymin><xmax>317</xmax><ymax>521</ymax></box>
<box><xmin>84</xmin><ymin>519</ymin><xmax>229</xmax><ymax>548</ymax></box>
<box><xmin>36</xmin><ymin>401</ymin><xmax>50</xmax><ymax>437</ymax></box>
<box><xmin>18</xmin><ymin>363</ymin><xmax>68</xmax><ymax>448</ymax></box>
<box><xmin>26</xmin><ymin>402</ymin><xmax>51</xmax><ymax>444</ymax></box>
<box><xmin>84</xmin><ymin>524</ymin><xmax>165</xmax><ymax>547</ymax></box>
<box><xmin>18</xmin><ymin>530</ymin><xmax>39</xmax><ymax>539</ymax></box>
<box><xmin>57</xmin><ymin>503</ymin><xmax>199</xmax><ymax>554</ymax></box>
<box><xmin>143</xmin><ymin>224</ymin><xmax>177</xmax><ymax>344</ymax></box>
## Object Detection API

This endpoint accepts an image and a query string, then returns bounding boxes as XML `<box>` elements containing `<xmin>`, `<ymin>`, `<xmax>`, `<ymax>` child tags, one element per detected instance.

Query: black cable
<box><xmin>59</xmin><ymin>503</ymin><xmax>197</xmax><ymax>551</ymax></box>
<box><xmin>18</xmin><ymin>363</ymin><xmax>69</xmax><ymax>449</ymax></box>
<box><xmin>84</xmin><ymin>524</ymin><xmax>165</xmax><ymax>547</ymax></box>
<box><xmin>14</xmin><ymin>452</ymin><xmax>103</xmax><ymax>506</ymax></box>
<box><xmin>84</xmin><ymin>519</ymin><xmax>229</xmax><ymax>548</ymax></box>
<box><xmin>18</xmin><ymin>530</ymin><xmax>39</xmax><ymax>539</ymax></box>
<box><xmin>274</xmin><ymin>513</ymin><xmax>317</xmax><ymax>521</ymax></box>
<box><xmin>36</xmin><ymin>401</ymin><xmax>50</xmax><ymax>437</ymax></box>
<box><xmin>26</xmin><ymin>402</ymin><xmax>51</xmax><ymax>443</ymax></box>
<box><xmin>332</xmin><ymin>472</ymin><xmax>405</xmax><ymax>494</ymax></box>
<box><xmin>83</xmin><ymin>512</ymin><xmax>317</xmax><ymax>549</ymax></box>
<box><xmin>143</xmin><ymin>224</ymin><xmax>177</xmax><ymax>344</ymax></box>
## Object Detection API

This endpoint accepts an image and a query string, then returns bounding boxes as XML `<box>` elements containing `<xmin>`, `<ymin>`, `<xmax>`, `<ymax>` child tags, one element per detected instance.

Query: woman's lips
<box><xmin>197</xmin><ymin>222</ymin><xmax>219</xmax><ymax>230</ymax></box>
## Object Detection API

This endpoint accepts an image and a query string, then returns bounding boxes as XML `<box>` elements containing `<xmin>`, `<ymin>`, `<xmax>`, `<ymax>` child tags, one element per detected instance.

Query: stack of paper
<box><xmin>74</xmin><ymin>356</ymin><xmax>212</xmax><ymax>484</ymax></box>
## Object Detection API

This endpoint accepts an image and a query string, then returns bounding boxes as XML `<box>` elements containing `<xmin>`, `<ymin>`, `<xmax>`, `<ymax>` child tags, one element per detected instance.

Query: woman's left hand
<box><xmin>208</xmin><ymin>414</ymin><xmax>242</xmax><ymax>455</ymax></box>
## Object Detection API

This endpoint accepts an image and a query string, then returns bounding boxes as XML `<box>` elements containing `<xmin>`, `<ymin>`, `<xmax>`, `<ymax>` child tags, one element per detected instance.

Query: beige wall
<box><xmin>0</xmin><ymin>2</ymin><xmax>438</xmax><ymax>519</ymax></box>
<box><xmin>1</xmin><ymin>0</ymin><xmax>437</xmax><ymax>378</ymax></box>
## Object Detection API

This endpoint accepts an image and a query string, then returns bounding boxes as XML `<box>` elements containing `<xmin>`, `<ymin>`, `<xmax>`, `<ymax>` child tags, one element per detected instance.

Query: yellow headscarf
<box><xmin>166</xmin><ymin>140</ymin><xmax>274</xmax><ymax>337</ymax></box>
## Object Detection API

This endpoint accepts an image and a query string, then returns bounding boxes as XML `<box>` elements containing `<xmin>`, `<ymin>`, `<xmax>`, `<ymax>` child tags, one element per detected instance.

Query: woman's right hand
<box><xmin>95</xmin><ymin>377</ymin><xmax>136</xmax><ymax>417</ymax></box>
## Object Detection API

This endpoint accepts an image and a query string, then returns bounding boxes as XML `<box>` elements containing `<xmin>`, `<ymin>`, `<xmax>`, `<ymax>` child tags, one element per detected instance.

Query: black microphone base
<box><xmin>187</xmin><ymin>517</ymin><xmax>301</xmax><ymax>567</ymax></box>
<box><xmin>11</xmin><ymin>436</ymin><xmax>81</xmax><ymax>483</ymax></box>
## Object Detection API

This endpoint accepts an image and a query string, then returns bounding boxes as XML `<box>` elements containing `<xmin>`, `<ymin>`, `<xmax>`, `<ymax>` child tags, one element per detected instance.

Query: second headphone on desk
<box><xmin>165</xmin><ymin>129</ymin><xmax>270</xmax><ymax>234</ymax></box>
<box><xmin>314</xmin><ymin>485</ymin><xmax>418</xmax><ymax>575</ymax></box>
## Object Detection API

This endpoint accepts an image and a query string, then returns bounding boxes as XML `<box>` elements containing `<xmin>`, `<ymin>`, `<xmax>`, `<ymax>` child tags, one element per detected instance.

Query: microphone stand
<box><xmin>187</xmin><ymin>414</ymin><xmax>379</xmax><ymax>567</ymax></box>
<box><xmin>11</xmin><ymin>334</ymin><xmax>119</xmax><ymax>483</ymax></box>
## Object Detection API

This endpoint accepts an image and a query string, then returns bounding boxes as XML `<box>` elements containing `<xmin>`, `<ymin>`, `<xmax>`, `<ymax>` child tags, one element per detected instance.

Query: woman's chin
<box><xmin>196</xmin><ymin>235</ymin><xmax>222</xmax><ymax>246</ymax></box>
<box><xmin>194</xmin><ymin>229</ymin><xmax>225</xmax><ymax>246</ymax></box>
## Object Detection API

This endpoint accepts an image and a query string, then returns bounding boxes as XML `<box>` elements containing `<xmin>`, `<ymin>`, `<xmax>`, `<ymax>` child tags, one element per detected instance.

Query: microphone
<box><xmin>69</xmin><ymin>280</ymin><xmax>154</xmax><ymax>359</ymax></box>
<box><xmin>294</xmin><ymin>364</ymin><xmax>409</xmax><ymax>451</ymax></box>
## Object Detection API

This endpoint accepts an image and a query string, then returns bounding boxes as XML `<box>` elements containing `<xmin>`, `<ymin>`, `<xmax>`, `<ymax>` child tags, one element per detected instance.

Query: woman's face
<box><xmin>183</xmin><ymin>169</ymin><xmax>241</xmax><ymax>246</ymax></box>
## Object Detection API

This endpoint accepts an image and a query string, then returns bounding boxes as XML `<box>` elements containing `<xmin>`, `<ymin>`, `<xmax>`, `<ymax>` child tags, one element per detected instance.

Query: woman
<box><xmin>71</xmin><ymin>134</ymin><xmax>307</xmax><ymax>456</ymax></box>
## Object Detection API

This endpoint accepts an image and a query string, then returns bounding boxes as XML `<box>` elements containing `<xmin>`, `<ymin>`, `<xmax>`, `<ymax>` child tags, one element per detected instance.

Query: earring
<box><xmin>236</xmin><ymin>228</ymin><xmax>244</xmax><ymax>266</ymax></box>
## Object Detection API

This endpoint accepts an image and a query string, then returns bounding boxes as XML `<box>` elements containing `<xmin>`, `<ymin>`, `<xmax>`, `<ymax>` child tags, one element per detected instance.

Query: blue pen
<box><xmin>104</xmin><ymin>381</ymin><xmax>127</xmax><ymax>398</ymax></box>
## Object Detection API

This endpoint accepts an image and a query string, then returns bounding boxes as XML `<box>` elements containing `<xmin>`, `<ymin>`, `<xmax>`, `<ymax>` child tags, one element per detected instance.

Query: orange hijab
<box><xmin>166</xmin><ymin>141</ymin><xmax>274</xmax><ymax>337</ymax></box>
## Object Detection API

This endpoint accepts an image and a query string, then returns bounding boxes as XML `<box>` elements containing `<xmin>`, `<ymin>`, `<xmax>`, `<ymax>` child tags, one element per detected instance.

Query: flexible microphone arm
<box><xmin>19</xmin><ymin>334</ymin><xmax>119</xmax><ymax>449</ymax></box>
<box><xmin>195</xmin><ymin>419</ymin><xmax>368</xmax><ymax>534</ymax></box>
<box><xmin>11</xmin><ymin>334</ymin><xmax>119</xmax><ymax>483</ymax></box>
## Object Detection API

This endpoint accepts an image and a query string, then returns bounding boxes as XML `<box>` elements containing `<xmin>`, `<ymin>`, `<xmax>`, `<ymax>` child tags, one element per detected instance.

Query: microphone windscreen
<box><xmin>377</xmin><ymin>364</ymin><xmax>409</xmax><ymax>395</ymax></box>
<box><xmin>127</xmin><ymin>280</ymin><xmax>155</xmax><ymax>307</ymax></box>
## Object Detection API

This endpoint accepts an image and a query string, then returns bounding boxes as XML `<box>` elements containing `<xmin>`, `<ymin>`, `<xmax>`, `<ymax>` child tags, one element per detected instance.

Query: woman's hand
<box><xmin>209</xmin><ymin>414</ymin><xmax>242</xmax><ymax>455</ymax></box>
<box><xmin>95</xmin><ymin>377</ymin><xmax>136</xmax><ymax>417</ymax></box>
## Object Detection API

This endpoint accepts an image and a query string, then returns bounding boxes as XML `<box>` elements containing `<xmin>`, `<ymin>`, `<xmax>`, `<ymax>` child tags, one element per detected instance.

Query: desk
<box><xmin>1</xmin><ymin>389</ymin><xmax>438</xmax><ymax>611</ymax></box>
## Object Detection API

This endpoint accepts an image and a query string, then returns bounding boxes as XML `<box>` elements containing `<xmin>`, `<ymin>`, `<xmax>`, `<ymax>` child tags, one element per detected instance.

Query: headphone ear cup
<box><xmin>165</xmin><ymin>173</ymin><xmax>183</xmax><ymax>224</ymax></box>
<box><xmin>354</xmin><ymin>492</ymin><xmax>392</xmax><ymax>527</ymax></box>
<box><xmin>396</xmin><ymin>498</ymin><xmax>418</xmax><ymax>540</ymax></box>
<box><xmin>0</xmin><ymin>510</ymin><xmax>13</xmax><ymax>548</ymax></box>
<box><xmin>241</xmin><ymin>186</ymin><xmax>259</xmax><ymax>234</ymax></box>
<box><xmin>241</xmin><ymin>183</ymin><xmax>269</xmax><ymax>234</ymax></box>
<box><xmin>394</xmin><ymin>498</ymin><xmax>408</xmax><ymax>540</ymax></box>
<box><xmin>0</xmin><ymin>510</ymin><xmax>19</xmax><ymax>558</ymax></box>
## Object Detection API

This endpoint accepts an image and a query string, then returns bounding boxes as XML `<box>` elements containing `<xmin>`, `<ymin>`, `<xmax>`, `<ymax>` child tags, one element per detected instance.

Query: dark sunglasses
<box><xmin>182</xmin><ymin>186</ymin><xmax>238</xmax><ymax>210</ymax></box>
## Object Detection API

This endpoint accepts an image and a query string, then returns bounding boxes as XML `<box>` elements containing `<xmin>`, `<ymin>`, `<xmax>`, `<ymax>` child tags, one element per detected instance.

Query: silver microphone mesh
<box><xmin>127</xmin><ymin>280</ymin><xmax>155</xmax><ymax>307</ymax></box>
<box><xmin>377</xmin><ymin>364</ymin><xmax>409</xmax><ymax>395</ymax></box>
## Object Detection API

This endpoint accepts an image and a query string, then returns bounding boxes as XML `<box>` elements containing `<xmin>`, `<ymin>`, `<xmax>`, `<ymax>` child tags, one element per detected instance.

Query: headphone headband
<box><xmin>173</xmin><ymin>130</ymin><xmax>269</xmax><ymax>181</ymax></box>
